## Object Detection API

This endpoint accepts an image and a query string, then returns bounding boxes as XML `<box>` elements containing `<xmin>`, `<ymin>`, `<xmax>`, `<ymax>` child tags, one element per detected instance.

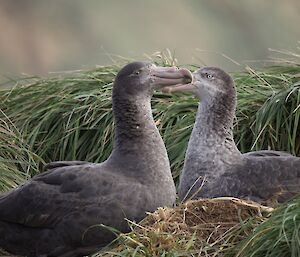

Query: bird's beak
<box><xmin>161</xmin><ymin>83</ymin><xmax>197</xmax><ymax>93</ymax></box>
<box><xmin>150</xmin><ymin>65</ymin><xmax>193</xmax><ymax>89</ymax></box>
<box><xmin>161</xmin><ymin>71</ymin><xmax>197</xmax><ymax>93</ymax></box>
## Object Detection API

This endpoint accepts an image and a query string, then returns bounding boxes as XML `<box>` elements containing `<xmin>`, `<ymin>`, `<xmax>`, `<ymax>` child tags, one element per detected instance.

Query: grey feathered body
<box><xmin>0</xmin><ymin>81</ymin><xmax>176</xmax><ymax>256</ymax></box>
<box><xmin>178</xmin><ymin>82</ymin><xmax>300</xmax><ymax>204</ymax></box>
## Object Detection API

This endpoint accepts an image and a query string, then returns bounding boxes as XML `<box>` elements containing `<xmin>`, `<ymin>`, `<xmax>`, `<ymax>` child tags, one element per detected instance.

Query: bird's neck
<box><xmin>195</xmin><ymin>97</ymin><xmax>236</xmax><ymax>143</ymax></box>
<box><xmin>184</xmin><ymin>96</ymin><xmax>241</xmax><ymax>176</ymax></box>
<box><xmin>109</xmin><ymin>95</ymin><xmax>169</xmax><ymax>168</ymax></box>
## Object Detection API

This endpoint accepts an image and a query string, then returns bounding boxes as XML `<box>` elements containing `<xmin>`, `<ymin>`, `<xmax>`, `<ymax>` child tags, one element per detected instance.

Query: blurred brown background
<box><xmin>0</xmin><ymin>0</ymin><xmax>299</xmax><ymax>75</ymax></box>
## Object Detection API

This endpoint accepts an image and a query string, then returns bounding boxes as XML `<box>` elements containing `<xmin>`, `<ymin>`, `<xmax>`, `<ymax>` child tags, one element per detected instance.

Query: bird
<box><xmin>164</xmin><ymin>67</ymin><xmax>300</xmax><ymax>205</ymax></box>
<box><xmin>0</xmin><ymin>61</ymin><xmax>193</xmax><ymax>257</ymax></box>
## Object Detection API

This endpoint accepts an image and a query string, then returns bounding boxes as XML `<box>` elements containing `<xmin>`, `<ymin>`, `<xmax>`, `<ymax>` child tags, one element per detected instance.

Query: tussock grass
<box><xmin>0</xmin><ymin>61</ymin><xmax>299</xmax><ymax>184</ymax></box>
<box><xmin>0</xmin><ymin>110</ymin><xmax>41</xmax><ymax>191</ymax></box>
<box><xmin>0</xmin><ymin>67</ymin><xmax>117</xmax><ymax>165</ymax></box>
<box><xmin>234</xmin><ymin>65</ymin><xmax>300</xmax><ymax>155</ymax></box>
<box><xmin>232</xmin><ymin>196</ymin><xmax>300</xmax><ymax>257</ymax></box>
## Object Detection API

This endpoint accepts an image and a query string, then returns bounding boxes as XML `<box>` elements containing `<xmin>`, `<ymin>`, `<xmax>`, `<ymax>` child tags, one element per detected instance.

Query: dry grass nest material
<box><xmin>100</xmin><ymin>197</ymin><xmax>272</xmax><ymax>257</ymax></box>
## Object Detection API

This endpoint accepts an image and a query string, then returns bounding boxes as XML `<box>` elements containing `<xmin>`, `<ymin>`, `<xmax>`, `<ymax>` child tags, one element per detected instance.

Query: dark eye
<box><xmin>134</xmin><ymin>70</ymin><xmax>140</xmax><ymax>75</ymax></box>
<box><xmin>206</xmin><ymin>74</ymin><xmax>213</xmax><ymax>79</ymax></box>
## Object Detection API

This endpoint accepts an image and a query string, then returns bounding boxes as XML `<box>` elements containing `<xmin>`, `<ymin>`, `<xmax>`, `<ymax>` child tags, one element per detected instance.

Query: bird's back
<box><xmin>0</xmin><ymin>162</ymin><xmax>168</xmax><ymax>256</ymax></box>
<box><xmin>213</xmin><ymin>155</ymin><xmax>300</xmax><ymax>205</ymax></box>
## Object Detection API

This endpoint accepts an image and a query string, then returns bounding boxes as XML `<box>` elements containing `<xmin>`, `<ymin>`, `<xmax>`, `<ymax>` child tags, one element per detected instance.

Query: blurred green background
<box><xmin>0</xmin><ymin>0</ymin><xmax>299</xmax><ymax>75</ymax></box>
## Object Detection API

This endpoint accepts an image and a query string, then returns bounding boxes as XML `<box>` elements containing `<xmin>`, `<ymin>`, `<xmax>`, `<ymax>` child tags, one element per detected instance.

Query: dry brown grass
<box><xmin>98</xmin><ymin>198</ymin><xmax>272</xmax><ymax>257</ymax></box>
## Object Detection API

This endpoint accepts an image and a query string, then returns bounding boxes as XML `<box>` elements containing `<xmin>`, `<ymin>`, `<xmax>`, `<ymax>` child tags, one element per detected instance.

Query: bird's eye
<box><xmin>134</xmin><ymin>70</ymin><xmax>140</xmax><ymax>75</ymax></box>
<box><xmin>206</xmin><ymin>74</ymin><xmax>213</xmax><ymax>79</ymax></box>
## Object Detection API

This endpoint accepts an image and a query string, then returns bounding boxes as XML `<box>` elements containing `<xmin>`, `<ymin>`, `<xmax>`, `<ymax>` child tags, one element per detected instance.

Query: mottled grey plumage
<box><xmin>0</xmin><ymin>62</ymin><xmax>192</xmax><ymax>257</ymax></box>
<box><xmin>171</xmin><ymin>67</ymin><xmax>300</xmax><ymax>204</ymax></box>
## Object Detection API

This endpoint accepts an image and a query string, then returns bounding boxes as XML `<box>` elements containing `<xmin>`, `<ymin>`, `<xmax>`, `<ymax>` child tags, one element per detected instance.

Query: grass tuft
<box><xmin>232</xmin><ymin>196</ymin><xmax>300</xmax><ymax>257</ymax></box>
<box><xmin>0</xmin><ymin>110</ymin><xmax>42</xmax><ymax>191</ymax></box>
<box><xmin>1</xmin><ymin>61</ymin><xmax>300</xmax><ymax>184</ymax></box>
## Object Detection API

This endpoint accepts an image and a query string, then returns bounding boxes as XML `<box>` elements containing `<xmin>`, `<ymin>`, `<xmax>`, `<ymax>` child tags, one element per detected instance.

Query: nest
<box><xmin>100</xmin><ymin>197</ymin><xmax>272</xmax><ymax>257</ymax></box>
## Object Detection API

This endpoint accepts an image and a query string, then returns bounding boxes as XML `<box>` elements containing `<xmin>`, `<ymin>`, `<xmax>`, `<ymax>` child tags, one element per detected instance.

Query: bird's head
<box><xmin>163</xmin><ymin>67</ymin><xmax>235</xmax><ymax>102</ymax></box>
<box><xmin>114</xmin><ymin>62</ymin><xmax>193</xmax><ymax>97</ymax></box>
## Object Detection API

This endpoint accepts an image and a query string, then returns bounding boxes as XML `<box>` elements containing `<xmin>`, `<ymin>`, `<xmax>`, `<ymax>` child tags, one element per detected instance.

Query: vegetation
<box><xmin>0</xmin><ymin>110</ymin><xmax>41</xmax><ymax>191</ymax></box>
<box><xmin>232</xmin><ymin>196</ymin><xmax>300</xmax><ymax>257</ymax></box>
<box><xmin>0</xmin><ymin>56</ymin><xmax>300</xmax><ymax>184</ymax></box>
<box><xmin>234</xmin><ymin>65</ymin><xmax>300</xmax><ymax>155</ymax></box>
<box><xmin>97</xmin><ymin>198</ymin><xmax>272</xmax><ymax>257</ymax></box>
